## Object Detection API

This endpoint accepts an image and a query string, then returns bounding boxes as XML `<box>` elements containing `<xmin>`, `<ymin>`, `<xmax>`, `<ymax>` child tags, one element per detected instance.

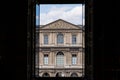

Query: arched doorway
<box><xmin>71</xmin><ymin>73</ymin><xmax>78</xmax><ymax>77</ymax></box>
<box><xmin>56</xmin><ymin>72</ymin><xmax>65</xmax><ymax>77</ymax></box>
<box><xmin>42</xmin><ymin>73</ymin><xmax>50</xmax><ymax>77</ymax></box>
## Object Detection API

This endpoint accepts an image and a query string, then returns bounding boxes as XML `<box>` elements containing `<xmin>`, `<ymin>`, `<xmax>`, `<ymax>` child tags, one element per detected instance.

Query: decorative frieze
<box><xmin>70</xmin><ymin>48</ymin><xmax>79</xmax><ymax>51</ymax></box>
<box><xmin>40</xmin><ymin>29</ymin><xmax>82</xmax><ymax>33</ymax></box>
<box><xmin>40</xmin><ymin>20</ymin><xmax>81</xmax><ymax>29</ymax></box>
<box><xmin>39</xmin><ymin>47</ymin><xmax>83</xmax><ymax>52</ymax></box>
<box><xmin>51</xmin><ymin>48</ymin><xmax>69</xmax><ymax>51</ymax></box>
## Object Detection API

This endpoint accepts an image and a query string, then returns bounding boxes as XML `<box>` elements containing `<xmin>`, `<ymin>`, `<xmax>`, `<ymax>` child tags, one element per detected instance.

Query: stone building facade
<box><xmin>35</xmin><ymin>19</ymin><xmax>85</xmax><ymax>77</ymax></box>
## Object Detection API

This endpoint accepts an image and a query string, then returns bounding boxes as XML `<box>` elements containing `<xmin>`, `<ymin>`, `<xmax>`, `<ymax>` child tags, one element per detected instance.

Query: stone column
<box><xmin>51</xmin><ymin>52</ymin><xmax>53</xmax><ymax>65</ymax></box>
<box><xmin>82</xmin><ymin>32</ymin><xmax>85</xmax><ymax>48</ymax></box>
<box><xmin>65</xmin><ymin>33</ymin><xmax>67</xmax><ymax>45</ymax></box>
<box><xmin>81</xmin><ymin>32</ymin><xmax>83</xmax><ymax>45</ymax></box>
<box><xmin>49</xmin><ymin>33</ymin><xmax>52</xmax><ymax>45</ymax></box>
<box><xmin>77</xmin><ymin>32</ymin><xmax>80</xmax><ymax>44</ymax></box>
<box><xmin>78</xmin><ymin>32</ymin><xmax>83</xmax><ymax>45</ymax></box>
<box><xmin>39</xmin><ymin>52</ymin><xmax>43</xmax><ymax>66</ymax></box>
<box><xmin>64</xmin><ymin>52</ymin><xmax>66</xmax><ymax>66</ymax></box>
<box><xmin>50</xmin><ymin>72</ymin><xmax>55</xmax><ymax>77</ymax></box>
<box><xmin>53</xmin><ymin>51</ymin><xmax>55</xmax><ymax>67</ymax></box>
<box><xmin>64</xmin><ymin>33</ymin><xmax>66</xmax><ymax>45</ymax></box>
<box><xmin>49</xmin><ymin>52</ymin><xmax>52</xmax><ymax>65</ymax></box>
<box><xmin>49</xmin><ymin>33</ymin><xmax>50</xmax><ymax>45</ymax></box>
<box><xmin>41</xmin><ymin>33</ymin><xmax>43</xmax><ymax>45</ymax></box>
<box><xmin>69</xmin><ymin>33</ymin><xmax>71</xmax><ymax>45</ymax></box>
<box><xmin>79</xmin><ymin>52</ymin><xmax>83</xmax><ymax>65</ymax></box>
<box><xmin>77</xmin><ymin>52</ymin><xmax>80</xmax><ymax>65</ymax></box>
<box><xmin>66</xmin><ymin>33</ymin><xmax>70</xmax><ymax>45</ymax></box>
<box><xmin>66</xmin><ymin>52</ymin><xmax>68</xmax><ymax>65</ymax></box>
<box><xmin>54</xmin><ymin>33</ymin><xmax>56</xmax><ymax>45</ymax></box>
<box><xmin>68</xmin><ymin>52</ymin><xmax>71</xmax><ymax>65</ymax></box>
<box><xmin>64</xmin><ymin>70</ymin><xmax>69</xmax><ymax>77</ymax></box>
<box><xmin>82</xmin><ymin>52</ymin><xmax>85</xmax><ymax>68</ymax></box>
<box><xmin>52</xmin><ymin>32</ymin><xmax>54</xmax><ymax>44</ymax></box>
<box><xmin>39</xmin><ymin>32</ymin><xmax>43</xmax><ymax>46</ymax></box>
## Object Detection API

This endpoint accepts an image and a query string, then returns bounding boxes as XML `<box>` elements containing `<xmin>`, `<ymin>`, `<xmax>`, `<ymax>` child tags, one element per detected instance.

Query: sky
<box><xmin>36</xmin><ymin>4</ymin><xmax>85</xmax><ymax>26</ymax></box>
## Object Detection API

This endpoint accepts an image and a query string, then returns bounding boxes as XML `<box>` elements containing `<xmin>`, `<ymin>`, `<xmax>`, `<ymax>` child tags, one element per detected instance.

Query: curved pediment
<box><xmin>40</xmin><ymin>19</ymin><xmax>82</xmax><ymax>29</ymax></box>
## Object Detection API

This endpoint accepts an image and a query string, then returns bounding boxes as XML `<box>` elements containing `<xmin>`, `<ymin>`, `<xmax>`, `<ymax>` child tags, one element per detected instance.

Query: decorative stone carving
<box><xmin>37</xmin><ymin>19</ymin><xmax>84</xmax><ymax>77</ymax></box>
<box><xmin>40</xmin><ymin>29</ymin><xmax>82</xmax><ymax>33</ymax></box>
<box><xmin>40</xmin><ymin>20</ymin><xmax>81</xmax><ymax>29</ymax></box>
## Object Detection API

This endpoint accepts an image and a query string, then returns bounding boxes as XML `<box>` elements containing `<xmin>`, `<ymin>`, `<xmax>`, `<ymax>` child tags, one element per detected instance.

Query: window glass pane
<box><xmin>44</xmin><ymin>35</ymin><xmax>48</xmax><ymax>44</ymax></box>
<box><xmin>56</xmin><ymin>53</ymin><xmax>64</xmax><ymax>65</ymax></box>
<box><xmin>44</xmin><ymin>55</ymin><xmax>48</xmax><ymax>64</ymax></box>
<box><xmin>72</xmin><ymin>35</ymin><xmax>76</xmax><ymax>44</ymax></box>
<box><xmin>57</xmin><ymin>33</ymin><xmax>63</xmax><ymax>44</ymax></box>
<box><xmin>72</xmin><ymin>55</ymin><xmax>77</xmax><ymax>64</ymax></box>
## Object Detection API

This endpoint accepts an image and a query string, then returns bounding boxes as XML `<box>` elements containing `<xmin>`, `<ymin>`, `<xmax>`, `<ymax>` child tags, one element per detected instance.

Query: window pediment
<box><xmin>71</xmin><ymin>52</ymin><xmax>78</xmax><ymax>55</ymax></box>
<box><xmin>43</xmin><ymin>52</ymin><xmax>49</xmax><ymax>55</ymax></box>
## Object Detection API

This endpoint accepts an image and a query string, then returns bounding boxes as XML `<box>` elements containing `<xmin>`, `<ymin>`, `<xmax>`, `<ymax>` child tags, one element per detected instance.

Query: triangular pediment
<box><xmin>40</xmin><ymin>19</ymin><xmax>82</xmax><ymax>29</ymax></box>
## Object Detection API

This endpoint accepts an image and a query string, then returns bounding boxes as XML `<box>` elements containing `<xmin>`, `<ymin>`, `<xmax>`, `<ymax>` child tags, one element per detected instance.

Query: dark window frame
<box><xmin>27</xmin><ymin>0</ymin><xmax>93</xmax><ymax>79</ymax></box>
<box><xmin>72</xmin><ymin>35</ymin><xmax>77</xmax><ymax>44</ymax></box>
<box><xmin>44</xmin><ymin>54</ymin><xmax>48</xmax><ymax>65</ymax></box>
<box><xmin>44</xmin><ymin>35</ymin><xmax>48</xmax><ymax>44</ymax></box>
<box><xmin>57</xmin><ymin>33</ymin><xmax>64</xmax><ymax>44</ymax></box>
<box><xmin>72</xmin><ymin>54</ymin><xmax>77</xmax><ymax>65</ymax></box>
<box><xmin>56</xmin><ymin>52</ymin><xmax>64</xmax><ymax>66</ymax></box>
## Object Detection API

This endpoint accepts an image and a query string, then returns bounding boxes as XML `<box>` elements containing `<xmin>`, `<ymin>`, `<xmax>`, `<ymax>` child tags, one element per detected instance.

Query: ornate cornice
<box><xmin>38</xmin><ymin>68</ymin><xmax>83</xmax><ymax>70</ymax></box>
<box><xmin>40</xmin><ymin>19</ymin><xmax>82</xmax><ymax>29</ymax></box>
<box><xmin>39</xmin><ymin>29</ymin><xmax>83</xmax><ymax>33</ymax></box>
<box><xmin>39</xmin><ymin>47</ymin><xmax>83</xmax><ymax>52</ymax></box>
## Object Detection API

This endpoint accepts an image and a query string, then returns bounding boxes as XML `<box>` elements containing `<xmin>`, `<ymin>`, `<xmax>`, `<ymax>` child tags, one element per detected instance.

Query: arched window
<box><xmin>71</xmin><ymin>73</ymin><xmax>78</xmax><ymax>77</ymax></box>
<box><xmin>57</xmin><ymin>33</ymin><xmax>64</xmax><ymax>44</ymax></box>
<box><xmin>56</xmin><ymin>52</ymin><xmax>64</xmax><ymax>66</ymax></box>
<box><xmin>42</xmin><ymin>73</ymin><xmax>50</xmax><ymax>77</ymax></box>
